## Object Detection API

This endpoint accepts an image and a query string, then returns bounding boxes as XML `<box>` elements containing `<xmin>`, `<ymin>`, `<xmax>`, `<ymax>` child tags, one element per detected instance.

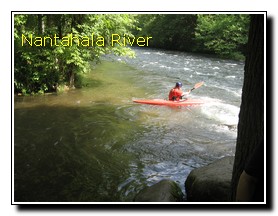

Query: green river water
<box><xmin>14</xmin><ymin>61</ymin><xmax>163</xmax><ymax>202</ymax></box>
<box><xmin>14</xmin><ymin>49</ymin><xmax>242</xmax><ymax>202</ymax></box>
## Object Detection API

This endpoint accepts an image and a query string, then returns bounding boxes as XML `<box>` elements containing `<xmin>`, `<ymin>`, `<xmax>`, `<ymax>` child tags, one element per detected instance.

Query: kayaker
<box><xmin>168</xmin><ymin>82</ymin><xmax>190</xmax><ymax>101</ymax></box>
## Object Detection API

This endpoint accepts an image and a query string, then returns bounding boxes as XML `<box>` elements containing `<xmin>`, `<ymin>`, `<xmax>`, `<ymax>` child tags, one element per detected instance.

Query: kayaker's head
<box><xmin>175</xmin><ymin>82</ymin><xmax>182</xmax><ymax>88</ymax></box>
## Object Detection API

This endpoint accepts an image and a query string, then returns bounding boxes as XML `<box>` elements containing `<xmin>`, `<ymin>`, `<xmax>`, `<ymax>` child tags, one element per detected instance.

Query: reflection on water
<box><xmin>14</xmin><ymin>48</ymin><xmax>244</xmax><ymax>202</ymax></box>
<box><xmin>14</xmin><ymin>104</ymin><xmax>139</xmax><ymax>201</ymax></box>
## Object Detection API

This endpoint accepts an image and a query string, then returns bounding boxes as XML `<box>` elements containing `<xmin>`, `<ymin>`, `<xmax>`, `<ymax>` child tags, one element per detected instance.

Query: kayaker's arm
<box><xmin>181</xmin><ymin>81</ymin><xmax>204</xmax><ymax>98</ymax></box>
<box><xmin>181</xmin><ymin>90</ymin><xmax>191</xmax><ymax>98</ymax></box>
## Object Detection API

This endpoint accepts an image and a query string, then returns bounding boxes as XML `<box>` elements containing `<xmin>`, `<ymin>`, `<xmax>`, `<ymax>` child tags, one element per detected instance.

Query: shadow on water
<box><xmin>14</xmin><ymin>104</ymin><xmax>142</xmax><ymax>202</ymax></box>
<box><xmin>13</xmin><ymin>60</ymin><xmax>151</xmax><ymax>203</ymax></box>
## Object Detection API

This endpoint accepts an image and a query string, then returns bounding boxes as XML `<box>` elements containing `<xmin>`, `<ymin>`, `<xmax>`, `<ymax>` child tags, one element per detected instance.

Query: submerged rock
<box><xmin>134</xmin><ymin>179</ymin><xmax>184</xmax><ymax>202</ymax></box>
<box><xmin>185</xmin><ymin>156</ymin><xmax>234</xmax><ymax>202</ymax></box>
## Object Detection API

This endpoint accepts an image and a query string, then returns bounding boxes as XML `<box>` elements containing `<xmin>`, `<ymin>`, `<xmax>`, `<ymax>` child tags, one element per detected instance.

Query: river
<box><xmin>14</xmin><ymin>47</ymin><xmax>244</xmax><ymax>202</ymax></box>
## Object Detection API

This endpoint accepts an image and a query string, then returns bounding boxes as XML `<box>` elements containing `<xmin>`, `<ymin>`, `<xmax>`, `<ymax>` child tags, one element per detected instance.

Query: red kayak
<box><xmin>133</xmin><ymin>99</ymin><xmax>204</xmax><ymax>107</ymax></box>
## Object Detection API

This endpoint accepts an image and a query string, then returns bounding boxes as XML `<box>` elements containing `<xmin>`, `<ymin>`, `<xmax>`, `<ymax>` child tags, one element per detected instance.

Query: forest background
<box><xmin>14</xmin><ymin>14</ymin><xmax>250</xmax><ymax>95</ymax></box>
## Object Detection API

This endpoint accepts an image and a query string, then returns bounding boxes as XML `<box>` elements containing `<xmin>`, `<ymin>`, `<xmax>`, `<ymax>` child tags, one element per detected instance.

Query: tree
<box><xmin>231</xmin><ymin>15</ymin><xmax>264</xmax><ymax>201</ymax></box>
<box><xmin>194</xmin><ymin>14</ymin><xmax>250</xmax><ymax>59</ymax></box>
<box><xmin>14</xmin><ymin>14</ymin><xmax>136</xmax><ymax>94</ymax></box>
<box><xmin>135</xmin><ymin>14</ymin><xmax>197</xmax><ymax>52</ymax></box>
<box><xmin>135</xmin><ymin>14</ymin><xmax>249</xmax><ymax>59</ymax></box>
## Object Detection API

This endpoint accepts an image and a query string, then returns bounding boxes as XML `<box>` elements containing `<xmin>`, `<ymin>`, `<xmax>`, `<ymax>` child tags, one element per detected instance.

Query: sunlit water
<box><xmin>14</xmin><ymin>47</ymin><xmax>244</xmax><ymax>202</ymax></box>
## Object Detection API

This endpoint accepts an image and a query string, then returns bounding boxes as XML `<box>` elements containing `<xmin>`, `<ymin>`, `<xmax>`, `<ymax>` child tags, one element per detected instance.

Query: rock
<box><xmin>134</xmin><ymin>179</ymin><xmax>184</xmax><ymax>202</ymax></box>
<box><xmin>185</xmin><ymin>156</ymin><xmax>234</xmax><ymax>202</ymax></box>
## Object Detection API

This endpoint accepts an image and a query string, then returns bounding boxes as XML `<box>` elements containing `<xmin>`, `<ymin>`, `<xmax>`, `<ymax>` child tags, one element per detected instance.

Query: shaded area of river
<box><xmin>14</xmin><ymin>48</ymin><xmax>244</xmax><ymax>202</ymax></box>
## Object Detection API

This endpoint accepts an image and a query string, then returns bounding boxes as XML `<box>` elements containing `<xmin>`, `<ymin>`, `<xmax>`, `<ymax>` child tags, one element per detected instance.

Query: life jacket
<box><xmin>168</xmin><ymin>88</ymin><xmax>183</xmax><ymax>101</ymax></box>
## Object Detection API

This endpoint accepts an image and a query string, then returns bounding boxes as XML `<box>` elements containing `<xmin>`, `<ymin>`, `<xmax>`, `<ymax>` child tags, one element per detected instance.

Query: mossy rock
<box><xmin>185</xmin><ymin>156</ymin><xmax>234</xmax><ymax>202</ymax></box>
<box><xmin>134</xmin><ymin>179</ymin><xmax>184</xmax><ymax>202</ymax></box>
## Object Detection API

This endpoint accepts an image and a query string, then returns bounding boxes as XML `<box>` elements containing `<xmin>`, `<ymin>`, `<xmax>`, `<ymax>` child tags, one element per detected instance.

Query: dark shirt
<box><xmin>245</xmin><ymin>141</ymin><xmax>264</xmax><ymax>202</ymax></box>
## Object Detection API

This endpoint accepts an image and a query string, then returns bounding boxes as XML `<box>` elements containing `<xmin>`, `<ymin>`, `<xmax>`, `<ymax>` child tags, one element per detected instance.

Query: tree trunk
<box><xmin>37</xmin><ymin>14</ymin><xmax>45</xmax><ymax>34</ymax></box>
<box><xmin>231</xmin><ymin>15</ymin><xmax>264</xmax><ymax>201</ymax></box>
<box><xmin>69</xmin><ymin>71</ymin><xmax>75</xmax><ymax>88</ymax></box>
<box><xmin>68</xmin><ymin>64</ymin><xmax>75</xmax><ymax>88</ymax></box>
<box><xmin>38</xmin><ymin>14</ymin><xmax>42</xmax><ymax>34</ymax></box>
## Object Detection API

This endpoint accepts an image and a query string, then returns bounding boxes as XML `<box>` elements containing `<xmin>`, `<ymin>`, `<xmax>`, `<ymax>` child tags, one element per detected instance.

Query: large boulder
<box><xmin>134</xmin><ymin>179</ymin><xmax>184</xmax><ymax>202</ymax></box>
<box><xmin>185</xmin><ymin>156</ymin><xmax>234</xmax><ymax>202</ymax></box>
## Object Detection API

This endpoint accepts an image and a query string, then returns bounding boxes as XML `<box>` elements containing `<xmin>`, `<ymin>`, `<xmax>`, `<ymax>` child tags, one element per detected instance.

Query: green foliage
<box><xmin>14</xmin><ymin>14</ymin><xmax>251</xmax><ymax>94</ymax></box>
<box><xmin>194</xmin><ymin>14</ymin><xmax>250</xmax><ymax>59</ymax></box>
<box><xmin>135</xmin><ymin>14</ymin><xmax>250</xmax><ymax>60</ymax></box>
<box><xmin>14</xmin><ymin>14</ymin><xmax>137</xmax><ymax>94</ymax></box>
<box><xmin>134</xmin><ymin>14</ymin><xmax>197</xmax><ymax>51</ymax></box>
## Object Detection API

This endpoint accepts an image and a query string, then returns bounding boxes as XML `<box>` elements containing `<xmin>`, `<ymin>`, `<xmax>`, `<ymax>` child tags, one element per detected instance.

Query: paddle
<box><xmin>182</xmin><ymin>81</ymin><xmax>204</xmax><ymax>97</ymax></box>
<box><xmin>190</xmin><ymin>81</ymin><xmax>204</xmax><ymax>92</ymax></box>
